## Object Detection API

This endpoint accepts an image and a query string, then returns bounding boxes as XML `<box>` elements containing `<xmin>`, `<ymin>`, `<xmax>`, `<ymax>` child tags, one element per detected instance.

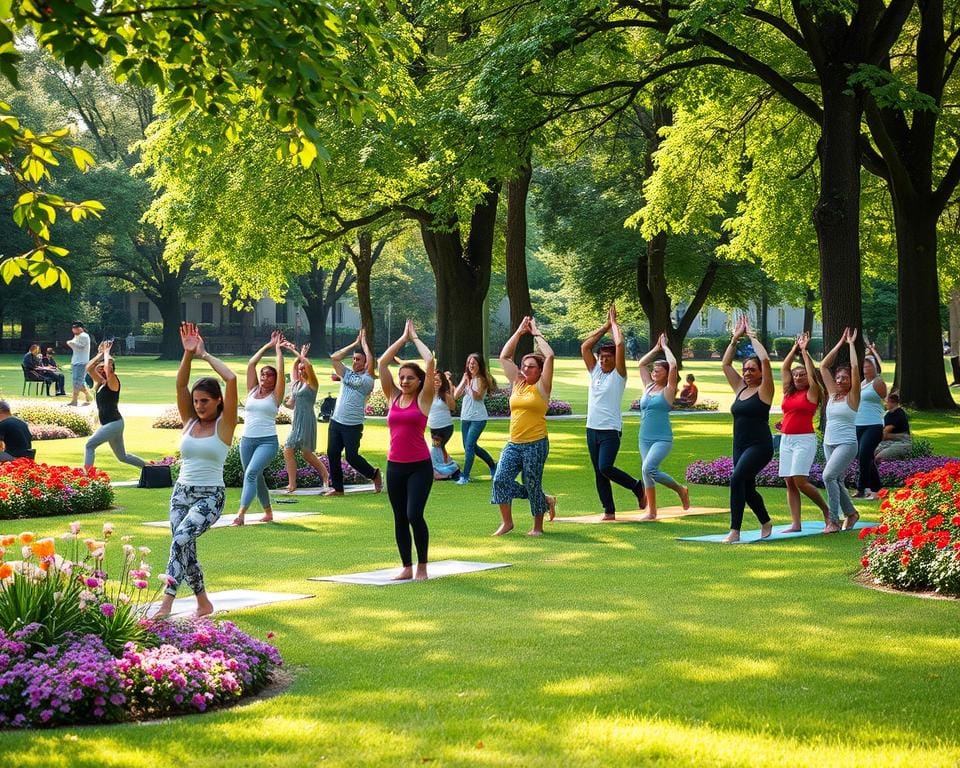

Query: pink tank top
<box><xmin>387</xmin><ymin>396</ymin><xmax>430</xmax><ymax>463</ymax></box>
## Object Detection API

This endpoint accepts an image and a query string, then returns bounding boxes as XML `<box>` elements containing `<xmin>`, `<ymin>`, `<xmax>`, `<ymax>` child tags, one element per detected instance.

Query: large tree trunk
<box><xmin>505</xmin><ymin>158</ymin><xmax>534</xmax><ymax>360</ymax></box>
<box><xmin>803</xmin><ymin>288</ymin><xmax>816</xmax><ymax>335</ymax></box>
<box><xmin>419</xmin><ymin>184</ymin><xmax>499</xmax><ymax>370</ymax></box>
<box><xmin>154</xmin><ymin>283</ymin><xmax>182</xmax><ymax>360</ymax></box>
<box><xmin>304</xmin><ymin>300</ymin><xmax>328</xmax><ymax>353</ymax></box>
<box><xmin>351</xmin><ymin>232</ymin><xmax>381</xmax><ymax>354</ymax></box>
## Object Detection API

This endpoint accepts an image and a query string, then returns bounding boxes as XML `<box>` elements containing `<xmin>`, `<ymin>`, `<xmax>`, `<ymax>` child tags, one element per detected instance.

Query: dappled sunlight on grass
<box><xmin>663</xmin><ymin>655</ymin><xmax>783</xmax><ymax>683</ymax></box>
<box><xmin>541</xmin><ymin>673</ymin><xmax>632</xmax><ymax>697</ymax></box>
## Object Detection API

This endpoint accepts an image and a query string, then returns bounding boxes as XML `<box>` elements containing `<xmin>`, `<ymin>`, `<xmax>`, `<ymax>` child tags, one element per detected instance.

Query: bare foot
<box><xmin>392</xmin><ymin>567</ymin><xmax>413</xmax><ymax>581</ymax></box>
<box><xmin>637</xmin><ymin>512</ymin><xmax>657</xmax><ymax>522</ymax></box>
<box><xmin>823</xmin><ymin>521</ymin><xmax>841</xmax><ymax>534</ymax></box>
<box><xmin>722</xmin><ymin>531</ymin><xmax>740</xmax><ymax>544</ymax></box>
<box><xmin>678</xmin><ymin>486</ymin><xmax>691</xmax><ymax>510</ymax></box>
<box><xmin>779</xmin><ymin>526</ymin><xmax>802</xmax><ymax>533</ymax></box>
<box><xmin>259</xmin><ymin>514</ymin><xmax>274</xmax><ymax>523</ymax></box>
<box><xmin>151</xmin><ymin>609</ymin><xmax>171</xmax><ymax>621</ymax></box>
<box><xmin>527</xmin><ymin>528</ymin><xmax>544</xmax><ymax>536</ymax></box>
<box><xmin>231</xmin><ymin>515</ymin><xmax>245</xmax><ymax>526</ymax></box>
<box><xmin>601</xmin><ymin>514</ymin><xmax>616</xmax><ymax>522</ymax></box>
<box><xmin>372</xmin><ymin>468</ymin><xmax>383</xmax><ymax>493</ymax></box>
<box><xmin>195</xmin><ymin>599</ymin><xmax>214</xmax><ymax>617</ymax></box>
<box><xmin>546</xmin><ymin>495</ymin><xmax>557</xmax><ymax>521</ymax></box>
<box><xmin>842</xmin><ymin>511</ymin><xmax>860</xmax><ymax>530</ymax></box>
<box><xmin>492</xmin><ymin>523</ymin><xmax>514</xmax><ymax>536</ymax></box>
<box><xmin>282</xmin><ymin>487</ymin><xmax>296</xmax><ymax>494</ymax></box>
<box><xmin>760</xmin><ymin>522</ymin><xmax>773</xmax><ymax>539</ymax></box>
<box><xmin>323</xmin><ymin>488</ymin><xmax>344</xmax><ymax>496</ymax></box>
<box><xmin>414</xmin><ymin>564</ymin><xmax>428</xmax><ymax>581</ymax></box>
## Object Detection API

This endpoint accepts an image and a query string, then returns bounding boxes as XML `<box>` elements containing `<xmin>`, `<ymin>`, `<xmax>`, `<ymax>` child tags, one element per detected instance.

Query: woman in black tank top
<box><xmin>83</xmin><ymin>340</ymin><xmax>146</xmax><ymax>473</ymax></box>
<box><xmin>721</xmin><ymin>317</ymin><xmax>774</xmax><ymax>543</ymax></box>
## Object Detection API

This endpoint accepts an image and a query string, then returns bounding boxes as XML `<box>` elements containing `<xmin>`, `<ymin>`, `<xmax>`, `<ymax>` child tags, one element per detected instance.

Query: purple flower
<box><xmin>100</xmin><ymin>603</ymin><xmax>116</xmax><ymax>618</ymax></box>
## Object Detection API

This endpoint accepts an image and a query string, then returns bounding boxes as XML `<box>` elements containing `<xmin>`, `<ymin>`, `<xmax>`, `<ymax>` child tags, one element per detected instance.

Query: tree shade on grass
<box><xmin>1</xmin><ymin>411</ymin><xmax>959</xmax><ymax>764</ymax></box>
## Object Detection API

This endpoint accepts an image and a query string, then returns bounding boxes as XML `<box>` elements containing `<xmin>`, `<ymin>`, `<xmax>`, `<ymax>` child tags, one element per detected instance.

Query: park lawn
<box><xmin>2</xmin><ymin>414</ymin><xmax>960</xmax><ymax>766</ymax></box>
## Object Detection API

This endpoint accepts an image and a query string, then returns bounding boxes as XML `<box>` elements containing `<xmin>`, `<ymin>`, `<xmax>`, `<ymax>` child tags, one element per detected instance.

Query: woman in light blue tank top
<box><xmin>154</xmin><ymin>323</ymin><xmax>238</xmax><ymax>620</ymax></box>
<box><xmin>636</xmin><ymin>334</ymin><xmax>689</xmax><ymax>519</ymax></box>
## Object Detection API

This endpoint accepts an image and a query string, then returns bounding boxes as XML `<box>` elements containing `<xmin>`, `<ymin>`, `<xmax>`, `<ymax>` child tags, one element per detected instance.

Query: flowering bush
<box><xmin>859</xmin><ymin>462</ymin><xmax>960</xmax><ymax>596</ymax></box>
<box><xmin>27</xmin><ymin>424</ymin><xmax>78</xmax><ymax>441</ymax></box>
<box><xmin>221</xmin><ymin>444</ymin><xmax>365</xmax><ymax>487</ymax></box>
<box><xmin>365</xmin><ymin>385</ymin><xmax>573</xmax><ymax>417</ymax></box>
<box><xmin>0</xmin><ymin>526</ymin><xmax>282</xmax><ymax>727</ymax></box>
<box><xmin>630</xmin><ymin>397</ymin><xmax>720</xmax><ymax>412</ymax></box>
<box><xmin>153</xmin><ymin>407</ymin><xmax>291</xmax><ymax>428</ymax></box>
<box><xmin>685</xmin><ymin>454</ymin><xmax>959</xmax><ymax>489</ymax></box>
<box><xmin>0</xmin><ymin>460</ymin><xmax>113</xmax><ymax>520</ymax></box>
<box><xmin>15</xmin><ymin>406</ymin><xmax>93</xmax><ymax>437</ymax></box>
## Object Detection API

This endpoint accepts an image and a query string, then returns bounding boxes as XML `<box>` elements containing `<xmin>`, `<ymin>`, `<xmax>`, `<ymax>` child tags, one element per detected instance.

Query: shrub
<box><xmin>28</xmin><ymin>424</ymin><xmax>77</xmax><ymax>441</ymax></box>
<box><xmin>140</xmin><ymin>322</ymin><xmax>163</xmax><ymax>336</ymax></box>
<box><xmin>773</xmin><ymin>337</ymin><xmax>795</xmax><ymax>359</ymax></box>
<box><xmin>0</xmin><ymin>460</ymin><xmax>113</xmax><ymax>520</ymax></box>
<box><xmin>222</xmin><ymin>444</ymin><xmax>366</xmax><ymax>487</ymax></box>
<box><xmin>630</xmin><ymin>398</ymin><xmax>720</xmax><ymax>412</ymax></box>
<box><xmin>16</xmin><ymin>406</ymin><xmax>93</xmax><ymax>437</ymax></box>
<box><xmin>859</xmin><ymin>462</ymin><xmax>960</xmax><ymax>596</ymax></box>
<box><xmin>152</xmin><ymin>406</ymin><xmax>291</xmax><ymax>429</ymax></box>
<box><xmin>687</xmin><ymin>337</ymin><xmax>714</xmax><ymax>358</ymax></box>
<box><xmin>713</xmin><ymin>336</ymin><xmax>731</xmax><ymax>354</ymax></box>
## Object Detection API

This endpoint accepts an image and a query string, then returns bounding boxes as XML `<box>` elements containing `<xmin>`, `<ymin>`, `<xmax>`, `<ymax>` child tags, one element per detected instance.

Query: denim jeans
<box><xmin>461</xmin><ymin>419</ymin><xmax>496</xmax><ymax>479</ymax></box>
<box><xmin>239</xmin><ymin>435</ymin><xmax>279</xmax><ymax>508</ymax></box>
<box><xmin>639</xmin><ymin>439</ymin><xmax>677</xmax><ymax>489</ymax></box>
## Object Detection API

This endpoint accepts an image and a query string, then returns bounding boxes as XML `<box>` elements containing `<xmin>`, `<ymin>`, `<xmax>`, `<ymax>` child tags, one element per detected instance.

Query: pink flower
<box><xmin>133</xmin><ymin>579</ymin><xmax>148</xmax><ymax>590</ymax></box>
<box><xmin>100</xmin><ymin>603</ymin><xmax>116</xmax><ymax>618</ymax></box>
<box><xmin>85</xmin><ymin>577</ymin><xmax>101</xmax><ymax>589</ymax></box>
<box><xmin>69</xmin><ymin>521</ymin><xmax>81</xmax><ymax>534</ymax></box>
<box><xmin>266</xmin><ymin>631</ymin><xmax>275</xmax><ymax>639</ymax></box>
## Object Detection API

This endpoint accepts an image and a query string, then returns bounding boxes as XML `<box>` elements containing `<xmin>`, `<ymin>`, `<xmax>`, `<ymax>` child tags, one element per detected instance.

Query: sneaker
<box><xmin>455</xmin><ymin>476</ymin><xmax>470</xmax><ymax>485</ymax></box>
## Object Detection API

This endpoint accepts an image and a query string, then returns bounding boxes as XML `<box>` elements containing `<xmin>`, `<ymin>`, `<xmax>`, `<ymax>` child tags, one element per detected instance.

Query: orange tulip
<box><xmin>0</xmin><ymin>535</ymin><xmax>14</xmax><ymax>547</ymax></box>
<box><xmin>18</xmin><ymin>532</ymin><xmax>35</xmax><ymax>545</ymax></box>
<box><xmin>31</xmin><ymin>538</ymin><xmax>56</xmax><ymax>559</ymax></box>
<box><xmin>0</xmin><ymin>563</ymin><xmax>12</xmax><ymax>579</ymax></box>
<box><xmin>85</xmin><ymin>539</ymin><xmax>106</xmax><ymax>554</ymax></box>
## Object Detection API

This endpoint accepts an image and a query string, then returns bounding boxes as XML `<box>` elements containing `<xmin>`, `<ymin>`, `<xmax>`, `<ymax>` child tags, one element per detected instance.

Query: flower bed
<box><xmin>630</xmin><ymin>397</ymin><xmax>720</xmax><ymax>412</ymax></box>
<box><xmin>15</xmin><ymin>406</ymin><xmax>93</xmax><ymax>438</ymax></box>
<box><xmin>28</xmin><ymin>424</ymin><xmax>78</xmax><ymax>441</ymax></box>
<box><xmin>685</xmin><ymin>454</ymin><xmax>959</xmax><ymax>489</ymax></box>
<box><xmin>365</xmin><ymin>386</ymin><xmax>573</xmax><ymax>417</ymax></box>
<box><xmin>0</xmin><ymin>525</ymin><xmax>282</xmax><ymax>727</ymax></box>
<box><xmin>222</xmin><ymin>444</ymin><xmax>365</xmax><ymax>487</ymax></box>
<box><xmin>859</xmin><ymin>462</ymin><xmax>960</xmax><ymax>597</ymax></box>
<box><xmin>0</xmin><ymin>460</ymin><xmax>113</xmax><ymax>520</ymax></box>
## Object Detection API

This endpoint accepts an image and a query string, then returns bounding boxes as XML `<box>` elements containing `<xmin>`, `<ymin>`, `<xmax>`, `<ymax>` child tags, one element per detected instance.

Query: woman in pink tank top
<box><xmin>378</xmin><ymin>319</ymin><xmax>437</xmax><ymax>581</ymax></box>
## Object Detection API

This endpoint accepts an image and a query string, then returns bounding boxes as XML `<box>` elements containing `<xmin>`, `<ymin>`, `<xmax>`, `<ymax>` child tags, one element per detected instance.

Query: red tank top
<box><xmin>780</xmin><ymin>389</ymin><xmax>818</xmax><ymax>434</ymax></box>
<box><xmin>387</xmin><ymin>396</ymin><xmax>430</xmax><ymax>462</ymax></box>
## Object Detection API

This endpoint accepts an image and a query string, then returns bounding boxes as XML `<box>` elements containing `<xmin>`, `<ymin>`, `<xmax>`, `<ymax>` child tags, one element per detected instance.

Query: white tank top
<box><xmin>243</xmin><ymin>387</ymin><xmax>279</xmax><ymax>438</ymax></box>
<box><xmin>427</xmin><ymin>394</ymin><xmax>454</xmax><ymax>429</ymax></box>
<box><xmin>460</xmin><ymin>379</ymin><xmax>488</xmax><ymax>421</ymax></box>
<box><xmin>824</xmin><ymin>397</ymin><xmax>858</xmax><ymax>445</ymax></box>
<box><xmin>178</xmin><ymin>418</ymin><xmax>230</xmax><ymax>486</ymax></box>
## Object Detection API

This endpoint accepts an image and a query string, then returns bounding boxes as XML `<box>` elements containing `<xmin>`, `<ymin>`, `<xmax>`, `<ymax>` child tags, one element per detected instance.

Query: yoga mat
<box><xmin>143</xmin><ymin>510</ymin><xmax>318</xmax><ymax>529</ymax></box>
<box><xmin>678</xmin><ymin>520</ymin><xmax>876</xmax><ymax>543</ymax></box>
<box><xmin>309</xmin><ymin>559</ymin><xmax>511</xmax><ymax>586</ymax></box>
<box><xmin>110</xmin><ymin>480</ymin><xmax>141</xmax><ymax>487</ymax></box>
<box><xmin>268</xmin><ymin>483</ymin><xmax>376</xmax><ymax>496</ymax></box>
<box><xmin>147</xmin><ymin>589</ymin><xmax>313</xmax><ymax>618</ymax></box>
<box><xmin>553</xmin><ymin>506</ymin><xmax>728</xmax><ymax>524</ymax></box>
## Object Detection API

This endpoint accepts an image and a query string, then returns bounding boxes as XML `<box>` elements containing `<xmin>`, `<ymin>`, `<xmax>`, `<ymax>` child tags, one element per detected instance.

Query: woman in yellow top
<box><xmin>492</xmin><ymin>316</ymin><xmax>558</xmax><ymax>536</ymax></box>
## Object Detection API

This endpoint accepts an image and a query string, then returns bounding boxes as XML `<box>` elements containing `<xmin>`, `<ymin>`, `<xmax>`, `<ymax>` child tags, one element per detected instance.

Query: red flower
<box><xmin>878</xmin><ymin>524</ymin><xmax>889</xmax><ymax>535</ymax></box>
<box><xmin>860</xmin><ymin>556</ymin><xmax>870</xmax><ymax>568</ymax></box>
<box><xmin>901</xmin><ymin>553</ymin><xmax>911</xmax><ymax>567</ymax></box>
<box><xmin>927</xmin><ymin>514</ymin><xmax>945</xmax><ymax>530</ymax></box>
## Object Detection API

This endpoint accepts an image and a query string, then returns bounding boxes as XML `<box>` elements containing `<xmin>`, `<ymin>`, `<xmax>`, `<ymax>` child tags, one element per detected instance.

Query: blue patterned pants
<box><xmin>164</xmin><ymin>483</ymin><xmax>225</xmax><ymax>597</ymax></box>
<box><xmin>491</xmin><ymin>437</ymin><xmax>549</xmax><ymax>517</ymax></box>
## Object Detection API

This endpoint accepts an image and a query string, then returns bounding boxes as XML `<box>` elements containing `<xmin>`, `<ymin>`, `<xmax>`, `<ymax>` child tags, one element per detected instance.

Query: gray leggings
<box><xmin>84</xmin><ymin>419</ymin><xmax>145</xmax><ymax>469</ymax></box>
<box><xmin>640</xmin><ymin>439</ymin><xmax>678</xmax><ymax>489</ymax></box>
<box><xmin>822</xmin><ymin>442</ymin><xmax>857</xmax><ymax>524</ymax></box>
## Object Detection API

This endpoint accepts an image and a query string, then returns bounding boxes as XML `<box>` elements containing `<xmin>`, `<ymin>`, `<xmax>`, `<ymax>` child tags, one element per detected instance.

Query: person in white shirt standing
<box><xmin>65</xmin><ymin>321</ymin><xmax>92</xmax><ymax>407</ymax></box>
<box><xmin>581</xmin><ymin>305</ymin><xmax>645</xmax><ymax>521</ymax></box>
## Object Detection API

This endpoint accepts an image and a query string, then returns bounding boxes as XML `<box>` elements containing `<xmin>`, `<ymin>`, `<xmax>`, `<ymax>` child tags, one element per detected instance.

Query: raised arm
<box><xmin>378</xmin><ymin>323</ymin><xmax>411</xmax><ymax>402</ymax></box>
<box><xmin>580</xmin><ymin>316</ymin><xmax>610</xmax><ymax>372</ymax></box>
<box><xmin>659</xmin><ymin>334</ymin><xmax>679</xmax><ymax>402</ymax></box>
<box><xmin>499</xmin><ymin>317</ymin><xmax>531</xmax><ymax>384</ymax></box>
<box><xmin>819</xmin><ymin>329</ymin><xmax>847</xmax><ymax>398</ymax></box>
<box><xmin>637</xmin><ymin>337</ymin><xmax>663</xmax><ymax>389</ymax></box>
<box><xmin>609</xmin><ymin>305</ymin><xmax>627</xmax><ymax>377</ymax></box>
<box><xmin>407</xmin><ymin>321</ymin><xmax>436</xmax><ymax>415</ymax></box>
<box><xmin>847</xmin><ymin>328</ymin><xmax>861</xmax><ymax>410</ymax></box>
<box><xmin>441</xmin><ymin>372</ymin><xmax>456</xmax><ymax>410</ymax></box>
<box><xmin>330</xmin><ymin>331</ymin><xmax>361</xmax><ymax>379</ymax></box>
<box><xmin>781</xmin><ymin>336</ymin><xmax>800</xmax><ymax>390</ymax></box>
<box><xmin>86</xmin><ymin>342</ymin><xmax>106</xmax><ymax>385</ymax></box>
<box><xmin>797</xmin><ymin>333</ymin><xmax>820</xmax><ymax>404</ymax></box>
<box><xmin>744</xmin><ymin>320</ymin><xmax>774</xmax><ymax>404</ymax></box>
<box><xmin>529</xmin><ymin>317</ymin><xmax>555</xmax><ymax>399</ymax></box>
<box><xmin>722</xmin><ymin>316</ymin><xmax>747</xmax><ymax>392</ymax></box>
<box><xmin>246</xmin><ymin>332</ymin><xmax>279</xmax><ymax>393</ymax></box>
<box><xmin>102</xmin><ymin>341</ymin><xmax>120</xmax><ymax>391</ymax></box>
<box><xmin>865</xmin><ymin>340</ymin><xmax>887</xmax><ymax>398</ymax></box>
<box><xmin>360</xmin><ymin>328</ymin><xmax>375</xmax><ymax>377</ymax></box>
<box><xmin>271</xmin><ymin>332</ymin><xmax>286</xmax><ymax>406</ymax></box>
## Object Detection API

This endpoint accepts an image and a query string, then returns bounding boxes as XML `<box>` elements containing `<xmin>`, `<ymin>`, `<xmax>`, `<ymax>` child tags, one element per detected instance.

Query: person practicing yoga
<box><xmin>154</xmin><ymin>323</ymin><xmax>238</xmax><ymax>619</ymax></box>
<box><xmin>453</xmin><ymin>353</ymin><xmax>499</xmax><ymax>484</ymax></box>
<box><xmin>279</xmin><ymin>342</ymin><xmax>331</xmax><ymax>493</ymax></box>
<box><xmin>492</xmin><ymin>316</ymin><xmax>557</xmax><ymax>537</ymax></box>
<box><xmin>378</xmin><ymin>319</ymin><xmax>436</xmax><ymax>581</ymax></box>
<box><xmin>326</xmin><ymin>329</ymin><xmax>381</xmax><ymax>495</ymax></box>
<box><xmin>778</xmin><ymin>332</ymin><xmax>829</xmax><ymax>532</ymax></box>
<box><xmin>636</xmin><ymin>332</ymin><xmax>690</xmax><ymax>520</ymax></box>
<box><xmin>819</xmin><ymin>328</ymin><xmax>862</xmax><ymax>532</ymax></box>
<box><xmin>580</xmin><ymin>305</ymin><xmax>645</xmax><ymax>520</ymax></box>
<box><xmin>83</xmin><ymin>340</ymin><xmax>146</xmax><ymax>474</ymax></box>
<box><xmin>232</xmin><ymin>331</ymin><xmax>285</xmax><ymax>525</ymax></box>
<box><xmin>854</xmin><ymin>340</ymin><xmax>887</xmax><ymax>499</ymax></box>
<box><xmin>721</xmin><ymin>316</ymin><xmax>774</xmax><ymax>543</ymax></box>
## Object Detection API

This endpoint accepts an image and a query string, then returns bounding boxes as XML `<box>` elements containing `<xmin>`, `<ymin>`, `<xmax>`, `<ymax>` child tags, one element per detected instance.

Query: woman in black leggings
<box><xmin>721</xmin><ymin>316</ymin><xmax>775</xmax><ymax>543</ymax></box>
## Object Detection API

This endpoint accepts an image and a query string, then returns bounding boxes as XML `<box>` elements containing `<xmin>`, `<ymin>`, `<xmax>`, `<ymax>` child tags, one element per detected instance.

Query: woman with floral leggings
<box><xmin>154</xmin><ymin>323</ymin><xmax>238</xmax><ymax>619</ymax></box>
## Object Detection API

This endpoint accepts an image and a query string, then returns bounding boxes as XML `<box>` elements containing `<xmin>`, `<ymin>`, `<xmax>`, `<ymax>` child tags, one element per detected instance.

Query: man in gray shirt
<box><xmin>324</xmin><ymin>328</ymin><xmax>380</xmax><ymax>495</ymax></box>
<box><xmin>65</xmin><ymin>322</ymin><xmax>92</xmax><ymax>407</ymax></box>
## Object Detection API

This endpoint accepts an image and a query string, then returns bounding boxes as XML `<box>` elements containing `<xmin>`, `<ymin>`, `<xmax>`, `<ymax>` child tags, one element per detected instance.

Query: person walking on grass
<box><xmin>378</xmin><ymin>319</ymin><xmax>435</xmax><ymax>581</ymax></box>
<box><xmin>721</xmin><ymin>316</ymin><xmax>774</xmax><ymax>544</ymax></box>
<box><xmin>279</xmin><ymin>342</ymin><xmax>331</xmax><ymax>493</ymax></box>
<box><xmin>154</xmin><ymin>322</ymin><xmax>238</xmax><ymax>619</ymax></box>
<box><xmin>83</xmin><ymin>340</ymin><xmax>146</xmax><ymax>474</ymax></box>
<box><xmin>65</xmin><ymin>321</ymin><xmax>92</xmax><ymax>406</ymax></box>
<box><xmin>492</xmin><ymin>316</ymin><xmax>557</xmax><ymax>537</ymax></box>
<box><xmin>231</xmin><ymin>331</ymin><xmax>285</xmax><ymax>525</ymax></box>
<box><xmin>581</xmin><ymin>305</ymin><xmax>645</xmax><ymax>521</ymax></box>
<box><xmin>326</xmin><ymin>329</ymin><xmax>381</xmax><ymax>496</ymax></box>
<box><xmin>453</xmin><ymin>353</ymin><xmax>499</xmax><ymax>484</ymax></box>
<box><xmin>636</xmin><ymin>332</ymin><xmax>690</xmax><ymax>520</ymax></box>
<box><xmin>778</xmin><ymin>332</ymin><xmax>830</xmax><ymax>532</ymax></box>
<box><xmin>819</xmin><ymin>328</ymin><xmax>862</xmax><ymax>533</ymax></box>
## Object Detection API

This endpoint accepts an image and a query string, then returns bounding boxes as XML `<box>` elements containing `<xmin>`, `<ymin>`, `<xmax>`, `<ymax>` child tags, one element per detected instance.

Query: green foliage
<box><xmin>773</xmin><ymin>337</ymin><xmax>795</xmax><ymax>359</ymax></box>
<box><xmin>16</xmin><ymin>405</ymin><xmax>93</xmax><ymax>436</ymax></box>
<box><xmin>687</xmin><ymin>337</ymin><xmax>715</xmax><ymax>358</ymax></box>
<box><xmin>140</xmin><ymin>322</ymin><xmax>162</xmax><ymax>336</ymax></box>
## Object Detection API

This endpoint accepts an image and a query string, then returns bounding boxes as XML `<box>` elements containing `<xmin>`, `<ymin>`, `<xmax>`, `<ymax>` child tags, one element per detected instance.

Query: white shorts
<box><xmin>778</xmin><ymin>433</ymin><xmax>817</xmax><ymax>477</ymax></box>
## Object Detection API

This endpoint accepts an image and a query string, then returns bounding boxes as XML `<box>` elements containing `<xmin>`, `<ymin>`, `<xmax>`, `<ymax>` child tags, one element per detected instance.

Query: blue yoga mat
<box><xmin>678</xmin><ymin>520</ymin><xmax>875</xmax><ymax>543</ymax></box>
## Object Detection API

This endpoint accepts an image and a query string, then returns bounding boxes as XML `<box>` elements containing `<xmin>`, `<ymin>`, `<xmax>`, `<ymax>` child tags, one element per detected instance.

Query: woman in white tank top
<box><xmin>154</xmin><ymin>323</ymin><xmax>238</xmax><ymax>620</ymax></box>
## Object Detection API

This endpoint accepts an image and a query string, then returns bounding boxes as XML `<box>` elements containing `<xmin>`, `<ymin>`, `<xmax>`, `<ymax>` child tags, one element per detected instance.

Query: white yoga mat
<box><xmin>111</xmin><ymin>480</ymin><xmax>141</xmax><ymax>487</ymax></box>
<box><xmin>553</xmin><ymin>506</ymin><xmax>728</xmax><ymax>524</ymax></box>
<box><xmin>143</xmin><ymin>510</ymin><xmax>318</xmax><ymax>528</ymax></box>
<box><xmin>309</xmin><ymin>559</ymin><xmax>512</xmax><ymax>586</ymax></box>
<box><xmin>147</xmin><ymin>589</ymin><xmax>313</xmax><ymax>618</ymax></box>
<box><xmin>269</xmin><ymin>483</ymin><xmax>377</xmax><ymax>496</ymax></box>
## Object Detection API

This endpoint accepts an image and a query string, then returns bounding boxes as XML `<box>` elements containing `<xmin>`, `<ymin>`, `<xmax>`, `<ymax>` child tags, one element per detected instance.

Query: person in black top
<box><xmin>875</xmin><ymin>392</ymin><xmax>912</xmax><ymax>460</ymax></box>
<box><xmin>0</xmin><ymin>401</ymin><xmax>33</xmax><ymax>461</ymax></box>
<box><xmin>721</xmin><ymin>316</ymin><xmax>775</xmax><ymax>543</ymax></box>
<box><xmin>83</xmin><ymin>340</ymin><xmax>146</xmax><ymax>473</ymax></box>
<box><xmin>22</xmin><ymin>344</ymin><xmax>64</xmax><ymax>396</ymax></box>
<box><xmin>40</xmin><ymin>347</ymin><xmax>67</xmax><ymax>395</ymax></box>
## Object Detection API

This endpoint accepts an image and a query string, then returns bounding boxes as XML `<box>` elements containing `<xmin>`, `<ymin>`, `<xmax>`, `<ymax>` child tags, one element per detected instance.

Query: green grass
<box><xmin>1</xmin><ymin>360</ymin><xmax>960</xmax><ymax>765</ymax></box>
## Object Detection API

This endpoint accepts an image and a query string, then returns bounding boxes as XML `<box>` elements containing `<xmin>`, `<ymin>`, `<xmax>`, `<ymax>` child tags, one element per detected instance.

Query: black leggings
<box><xmin>730</xmin><ymin>441</ymin><xmax>773</xmax><ymax>530</ymax></box>
<box><xmin>327</xmin><ymin>419</ymin><xmax>377</xmax><ymax>492</ymax></box>
<box><xmin>856</xmin><ymin>424</ymin><xmax>883</xmax><ymax>493</ymax></box>
<box><xmin>386</xmin><ymin>460</ymin><xmax>433</xmax><ymax>567</ymax></box>
<box><xmin>430</xmin><ymin>424</ymin><xmax>454</xmax><ymax>451</ymax></box>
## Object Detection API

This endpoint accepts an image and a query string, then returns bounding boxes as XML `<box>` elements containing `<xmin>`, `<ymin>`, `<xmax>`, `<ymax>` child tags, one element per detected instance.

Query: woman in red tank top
<box><xmin>378</xmin><ymin>319</ymin><xmax>436</xmax><ymax>581</ymax></box>
<box><xmin>778</xmin><ymin>333</ymin><xmax>829</xmax><ymax>531</ymax></box>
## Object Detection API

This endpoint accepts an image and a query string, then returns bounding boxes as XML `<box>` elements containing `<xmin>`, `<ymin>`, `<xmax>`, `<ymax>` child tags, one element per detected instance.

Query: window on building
<box><xmin>137</xmin><ymin>301</ymin><xmax>150</xmax><ymax>325</ymax></box>
<box><xmin>201</xmin><ymin>302</ymin><xmax>213</xmax><ymax>324</ymax></box>
<box><xmin>777</xmin><ymin>308</ymin><xmax>786</xmax><ymax>332</ymax></box>
<box><xmin>276</xmin><ymin>303</ymin><xmax>288</xmax><ymax>325</ymax></box>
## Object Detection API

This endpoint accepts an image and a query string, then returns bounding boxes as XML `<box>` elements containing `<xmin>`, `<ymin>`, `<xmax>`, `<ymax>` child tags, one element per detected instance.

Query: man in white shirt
<box><xmin>65</xmin><ymin>322</ymin><xmax>92</xmax><ymax>406</ymax></box>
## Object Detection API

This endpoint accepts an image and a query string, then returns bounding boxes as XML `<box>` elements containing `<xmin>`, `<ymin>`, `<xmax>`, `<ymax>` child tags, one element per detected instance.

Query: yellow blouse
<box><xmin>509</xmin><ymin>381</ymin><xmax>548</xmax><ymax>443</ymax></box>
